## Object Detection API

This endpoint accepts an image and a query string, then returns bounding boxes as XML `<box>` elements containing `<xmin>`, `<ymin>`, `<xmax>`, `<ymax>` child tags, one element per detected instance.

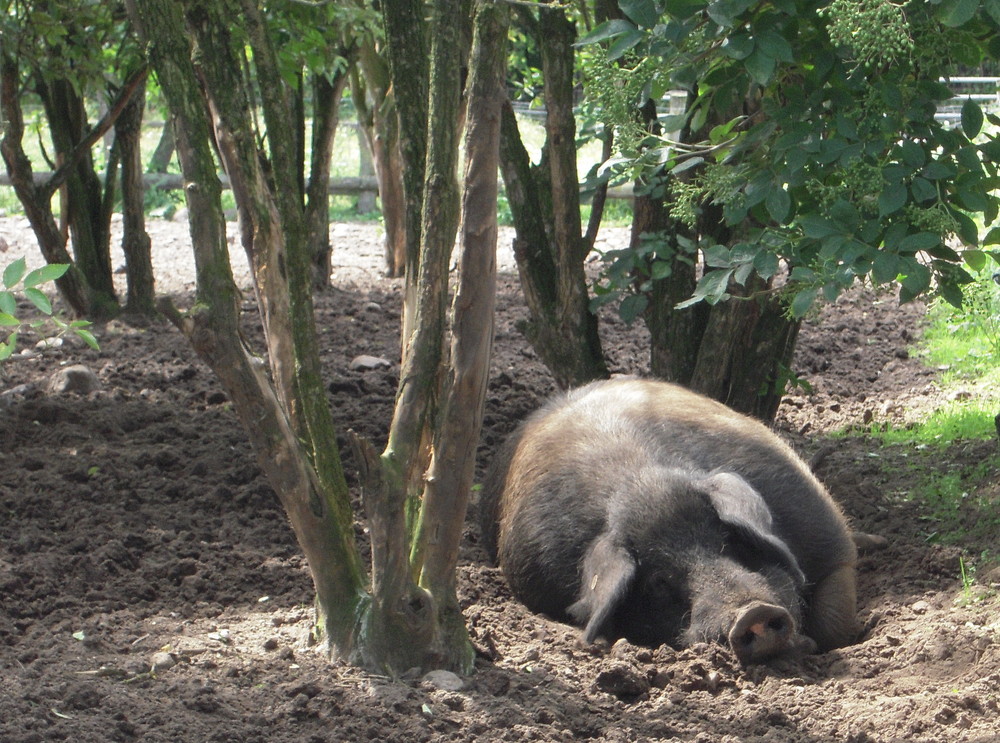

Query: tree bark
<box><xmin>147</xmin><ymin>118</ymin><xmax>175</xmax><ymax>173</ymax></box>
<box><xmin>127</xmin><ymin>0</ymin><xmax>367</xmax><ymax>660</ymax></box>
<box><xmin>37</xmin><ymin>77</ymin><xmax>119</xmax><ymax>318</ymax></box>
<box><xmin>115</xmin><ymin>77</ymin><xmax>157</xmax><ymax>316</ymax></box>
<box><xmin>413</xmin><ymin>0</ymin><xmax>507</xmax><ymax>666</ymax></box>
<box><xmin>497</xmin><ymin>6</ymin><xmax>608</xmax><ymax>389</ymax></box>
<box><xmin>305</xmin><ymin>69</ymin><xmax>351</xmax><ymax>289</ymax></box>
<box><xmin>0</xmin><ymin>53</ymin><xmax>90</xmax><ymax>316</ymax></box>
<box><xmin>382</xmin><ymin>0</ymin><xmax>429</xmax><ymax>339</ymax></box>
<box><xmin>353</xmin><ymin>42</ymin><xmax>407</xmax><ymax>277</ymax></box>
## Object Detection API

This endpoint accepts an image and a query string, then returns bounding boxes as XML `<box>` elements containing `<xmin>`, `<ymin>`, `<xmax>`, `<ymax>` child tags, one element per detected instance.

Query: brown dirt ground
<box><xmin>1</xmin><ymin>219</ymin><xmax>999</xmax><ymax>743</ymax></box>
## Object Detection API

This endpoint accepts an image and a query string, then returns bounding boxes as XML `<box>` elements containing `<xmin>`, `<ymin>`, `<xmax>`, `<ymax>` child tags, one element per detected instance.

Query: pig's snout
<box><xmin>728</xmin><ymin>603</ymin><xmax>799</xmax><ymax>665</ymax></box>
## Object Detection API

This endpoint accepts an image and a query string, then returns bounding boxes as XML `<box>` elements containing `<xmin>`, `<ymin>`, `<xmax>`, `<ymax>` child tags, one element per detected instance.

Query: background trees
<box><xmin>1</xmin><ymin>0</ymin><xmax>152</xmax><ymax>319</ymax></box>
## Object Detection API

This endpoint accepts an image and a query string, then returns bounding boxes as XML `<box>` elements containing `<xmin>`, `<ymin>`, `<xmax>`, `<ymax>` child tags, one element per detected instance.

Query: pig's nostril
<box><xmin>767</xmin><ymin>616</ymin><xmax>787</xmax><ymax>634</ymax></box>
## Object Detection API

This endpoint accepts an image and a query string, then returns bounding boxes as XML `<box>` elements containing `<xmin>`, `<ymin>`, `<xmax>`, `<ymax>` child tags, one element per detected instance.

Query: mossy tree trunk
<box><xmin>497</xmin><ymin>5</ymin><xmax>608</xmax><ymax>388</ymax></box>
<box><xmin>633</xmin><ymin>104</ymin><xmax>800</xmax><ymax>422</ymax></box>
<box><xmin>115</xmin><ymin>77</ymin><xmax>156</xmax><ymax>317</ymax></box>
<box><xmin>352</xmin><ymin>40</ymin><xmax>407</xmax><ymax>278</ymax></box>
<box><xmin>304</xmin><ymin>67</ymin><xmax>353</xmax><ymax>289</ymax></box>
<box><xmin>129</xmin><ymin>0</ymin><xmax>504</xmax><ymax>674</ymax></box>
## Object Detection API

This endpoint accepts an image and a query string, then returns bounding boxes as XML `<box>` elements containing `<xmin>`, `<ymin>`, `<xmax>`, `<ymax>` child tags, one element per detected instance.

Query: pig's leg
<box><xmin>804</xmin><ymin>564</ymin><xmax>859</xmax><ymax>651</ymax></box>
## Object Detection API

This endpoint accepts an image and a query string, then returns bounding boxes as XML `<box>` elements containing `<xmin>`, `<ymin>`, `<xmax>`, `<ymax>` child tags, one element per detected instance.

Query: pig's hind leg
<box><xmin>804</xmin><ymin>564</ymin><xmax>860</xmax><ymax>652</ymax></box>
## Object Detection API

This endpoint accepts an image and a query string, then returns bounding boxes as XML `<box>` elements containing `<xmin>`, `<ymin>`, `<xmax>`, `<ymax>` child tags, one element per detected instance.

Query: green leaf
<box><xmin>698</xmin><ymin>267</ymin><xmax>734</xmax><ymax>303</ymax></box>
<box><xmin>650</xmin><ymin>260</ymin><xmax>673</xmax><ymax>280</ymax></box>
<box><xmin>798</xmin><ymin>215</ymin><xmax>840</xmax><ymax>239</ymax></box>
<box><xmin>878</xmin><ymin>181</ymin><xmax>908</xmax><ymax>216</ymax></box>
<box><xmin>900</xmin><ymin>141</ymin><xmax>926</xmax><ymax>169</ymax></box>
<box><xmin>789</xmin><ymin>286</ymin><xmax>818</xmax><ymax>318</ymax></box>
<box><xmin>936</xmin><ymin>0</ymin><xmax>980</xmax><ymax>27</ymax></box>
<box><xmin>0</xmin><ymin>291</ymin><xmax>15</xmax><ymax>316</ymax></box>
<box><xmin>618</xmin><ymin>293</ymin><xmax>649</xmax><ymax>324</ymax></box>
<box><xmin>899</xmin><ymin>260</ymin><xmax>932</xmax><ymax>300</ymax></box>
<box><xmin>619</xmin><ymin>0</ymin><xmax>660</xmax><ymax>29</ymax></box>
<box><xmin>576</xmin><ymin>19</ymin><xmax>636</xmax><ymax>46</ymax></box>
<box><xmin>922</xmin><ymin>160</ymin><xmax>956</xmax><ymax>180</ymax></box>
<box><xmin>663</xmin><ymin>0</ymin><xmax>707</xmax><ymax>20</ymax></box>
<box><xmin>0</xmin><ymin>312</ymin><xmax>19</xmax><ymax>326</ymax></box>
<box><xmin>757</xmin><ymin>31</ymin><xmax>793</xmax><ymax>63</ymax></box>
<box><xmin>753</xmin><ymin>251</ymin><xmax>779</xmax><ymax>279</ymax></box>
<box><xmin>0</xmin><ymin>336</ymin><xmax>15</xmax><ymax>361</ymax></box>
<box><xmin>900</xmin><ymin>232</ymin><xmax>942</xmax><ymax>253</ymax></box>
<box><xmin>962</xmin><ymin>98</ymin><xmax>985</xmax><ymax>139</ymax></box>
<box><xmin>982</xmin><ymin>226</ymin><xmax>1000</xmax><ymax>245</ymax></box>
<box><xmin>963</xmin><ymin>249</ymin><xmax>988</xmax><ymax>272</ymax></box>
<box><xmin>872</xmin><ymin>252</ymin><xmax>901</xmax><ymax>285</ymax></box>
<box><xmin>722</xmin><ymin>33</ymin><xmax>754</xmax><ymax>60</ymax></box>
<box><xmin>744</xmin><ymin>48</ymin><xmax>775</xmax><ymax>85</ymax></box>
<box><xmin>73</xmin><ymin>328</ymin><xmax>100</xmax><ymax>351</ymax></box>
<box><xmin>765</xmin><ymin>187</ymin><xmax>791</xmax><ymax>223</ymax></box>
<box><xmin>703</xmin><ymin>244</ymin><xmax>732</xmax><ymax>267</ymax></box>
<box><xmin>24</xmin><ymin>288</ymin><xmax>53</xmax><ymax>315</ymax></box>
<box><xmin>23</xmin><ymin>263</ymin><xmax>69</xmax><ymax>289</ymax></box>
<box><xmin>608</xmin><ymin>29</ymin><xmax>646</xmax><ymax>60</ymax></box>
<box><xmin>910</xmin><ymin>177</ymin><xmax>937</xmax><ymax>204</ymax></box>
<box><xmin>670</xmin><ymin>155</ymin><xmax>704</xmax><ymax>174</ymax></box>
<box><xmin>3</xmin><ymin>258</ymin><xmax>27</xmax><ymax>289</ymax></box>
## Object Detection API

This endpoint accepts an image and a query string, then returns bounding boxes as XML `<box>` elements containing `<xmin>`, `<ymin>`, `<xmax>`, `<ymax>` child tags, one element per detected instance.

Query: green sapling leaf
<box><xmin>23</xmin><ymin>263</ymin><xmax>69</xmax><ymax>289</ymax></box>
<box><xmin>74</xmin><ymin>328</ymin><xmax>100</xmax><ymax>351</ymax></box>
<box><xmin>3</xmin><ymin>258</ymin><xmax>26</xmax><ymax>289</ymax></box>
<box><xmin>24</xmin><ymin>287</ymin><xmax>54</xmax><ymax>315</ymax></box>
<box><xmin>0</xmin><ymin>291</ymin><xmax>14</xmax><ymax>316</ymax></box>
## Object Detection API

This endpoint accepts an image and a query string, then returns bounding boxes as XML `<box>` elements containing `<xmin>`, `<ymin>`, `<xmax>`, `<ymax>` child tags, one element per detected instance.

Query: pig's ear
<box><xmin>702</xmin><ymin>472</ymin><xmax>806</xmax><ymax>586</ymax></box>
<box><xmin>567</xmin><ymin>533</ymin><xmax>636</xmax><ymax>644</ymax></box>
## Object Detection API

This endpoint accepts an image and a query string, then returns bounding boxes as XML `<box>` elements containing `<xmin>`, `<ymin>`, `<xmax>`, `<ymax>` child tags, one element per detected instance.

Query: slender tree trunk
<box><xmin>39</xmin><ymin>78</ymin><xmax>119</xmax><ymax>318</ymax></box>
<box><xmin>497</xmin><ymin>7</ymin><xmax>608</xmax><ymax>388</ymax></box>
<box><xmin>353</xmin><ymin>42</ymin><xmax>407</xmax><ymax>277</ymax></box>
<box><xmin>382</xmin><ymin>0</ymin><xmax>429</xmax><ymax>341</ymax></box>
<box><xmin>115</xmin><ymin>78</ymin><xmax>156</xmax><ymax>316</ymax></box>
<box><xmin>305</xmin><ymin>69</ymin><xmax>351</xmax><ymax>289</ymax></box>
<box><xmin>415</xmin><ymin>1</ymin><xmax>508</xmax><ymax>655</ymax></box>
<box><xmin>0</xmin><ymin>54</ymin><xmax>90</xmax><ymax>316</ymax></box>
<box><xmin>147</xmin><ymin>118</ymin><xmax>175</xmax><ymax>173</ymax></box>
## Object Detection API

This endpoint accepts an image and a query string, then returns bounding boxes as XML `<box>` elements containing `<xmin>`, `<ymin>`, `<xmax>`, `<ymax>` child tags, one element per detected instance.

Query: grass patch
<box><xmin>839</xmin><ymin>268</ymin><xmax>1000</xmax><ymax>568</ymax></box>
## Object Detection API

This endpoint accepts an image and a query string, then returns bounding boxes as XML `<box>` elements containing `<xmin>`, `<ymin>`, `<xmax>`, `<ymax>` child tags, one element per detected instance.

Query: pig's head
<box><xmin>567</xmin><ymin>470</ymin><xmax>813</xmax><ymax>664</ymax></box>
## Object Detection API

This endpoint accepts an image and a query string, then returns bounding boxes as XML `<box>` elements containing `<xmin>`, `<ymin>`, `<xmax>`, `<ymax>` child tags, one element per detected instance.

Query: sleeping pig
<box><xmin>480</xmin><ymin>377</ymin><xmax>859</xmax><ymax>664</ymax></box>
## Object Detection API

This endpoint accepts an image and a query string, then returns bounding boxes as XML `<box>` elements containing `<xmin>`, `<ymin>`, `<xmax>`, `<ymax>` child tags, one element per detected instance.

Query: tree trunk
<box><xmin>382</xmin><ymin>0</ymin><xmax>429</xmax><ymax>340</ymax></box>
<box><xmin>147</xmin><ymin>118</ymin><xmax>175</xmax><ymax>173</ymax></box>
<box><xmin>38</xmin><ymin>78</ymin><xmax>119</xmax><ymax>319</ymax></box>
<box><xmin>0</xmin><ymin>54</ymin><xmax>91</xmax><ymax>316</ymax></box>
<box><xmin>115</xmin><ymin>77</ymin><xmax>157</xmax><ymax>316</ymax></box>
<box><xmin>497</xmin><ymin>7</ymin><xmax>608</xmax><ymax>389</ymax></box>
<box><xmin>353</xmin><ymin>41</ymin><xmax>407</xmax><ymax>277</ymax></box>
<box><xmin>412</xmin><ymin>0</ymin><xmax>507</xmax><ymax>667</ymax></box>
<box><xmin>127</xmin><ymin>0</ymin><xmax>368</xmax><ymax>660</ymax></box>
<box><xmin>305</xmin><ymin>69</ymin><xmax>351</xmax><ymax>289</ymax></box>
<box><xmin>131</xmin><ymin>0</ymin><xmax>495</xmax><ymax>675</ymax></box>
